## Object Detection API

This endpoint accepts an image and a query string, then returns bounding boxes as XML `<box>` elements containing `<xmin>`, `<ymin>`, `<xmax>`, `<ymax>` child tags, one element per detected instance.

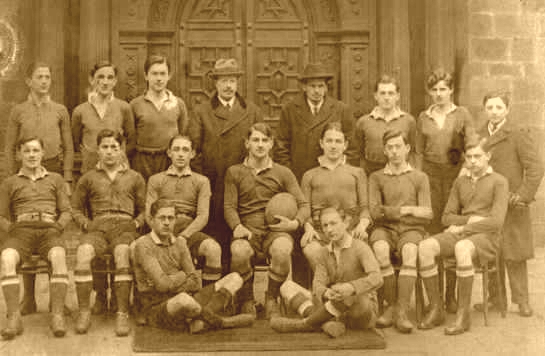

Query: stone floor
<box><xmin>1</xmin><ymin>247</ymin><xmax>545</xmax><ymax>356</ymax></box>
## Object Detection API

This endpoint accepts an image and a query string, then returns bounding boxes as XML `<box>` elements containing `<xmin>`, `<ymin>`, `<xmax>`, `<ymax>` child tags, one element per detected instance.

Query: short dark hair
<box><xmin>150</xmin><ymin>199</ymin><xmax>176</xmax><ymax>218</ymax></box>
<box><xmin>426</xmin><ymin>68</ymin><xmax>454</xmax><ymax>90</ymax></box>
<box><xmin>382</xmin><ymin>128</ymin><xmax>409</xmax><ymax>146</ymax></box>
<box><xmin>144</xmin><ymin>54</ymin><xmax>171</xmax><ymax>75</ymax></box>
<box><xmin>17</xmin><ymin>136</ymin><xmax>44</xmax><ymax>151</ymax></box>
<box><xmin>482</xmin><ymin>90</ymin><xmax>510</xmax><ymax>108</ymax></box>
<box><xmin>247</xmin><ymin>122</ymin><xmax>274</xmax><ymax>139</ymax></box>
<box><xmin>319</xmin><ymin>205</ymin><xmax>346</xmax><ymax>221</ymax></box>
<box><xmin>96</xmin><ymin>129</ymin><xmax>124</xmax><ymax>146</ymax></box>
<box><xmin>374</xmin><ymin>74</ymin><xmax>400</xmax><ymax>92</ymax></box>
<box><xmin>26</xmin><ymin>62</ymin><xmax>51</xmax><ymax>78</ymax></box>
<box><xmin>168</xmin><ymin>135</ymin><xmax>193</xmax><ymax>150</ymax></box>
<box><xmin>90</xmin><ymin>61</ymin><xmax>118</xmax><ymax>77</ymax></box>
<box><xmin>320</xmin><ymin>121</ymin><xmax>345</xmax><ymax>140</ymax></box>
<box><xmin>464</xmin><ymin>134</ymin><xmax>490</xmax><ymax>153</ymax></box>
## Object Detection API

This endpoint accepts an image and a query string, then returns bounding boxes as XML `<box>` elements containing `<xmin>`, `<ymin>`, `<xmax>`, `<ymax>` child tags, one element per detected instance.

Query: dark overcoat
<box><xmin>480</xmin><ymin>121</ymin><xmax>544</xmax><ymax>260</ymax></box>
<box><xmin>274</xmin><ymin>93</ymin><xmax>358</xmax><ymax>181</ymax></box>
<box><xmin>188</xmin><ymin>93</ymin><xmax>263</xmax><ymax>235</ymax></box>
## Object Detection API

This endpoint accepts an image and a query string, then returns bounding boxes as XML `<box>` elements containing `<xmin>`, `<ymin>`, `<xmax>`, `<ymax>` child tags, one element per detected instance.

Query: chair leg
<box><xmin>482</xmin><ymin>266</ymin><xmax>488</xmax><ymax>327</ymax></box>
<box><xmin>496</xmin><ymin>254</ymin><xmax>507</xmax><ymax>318</ymax></box>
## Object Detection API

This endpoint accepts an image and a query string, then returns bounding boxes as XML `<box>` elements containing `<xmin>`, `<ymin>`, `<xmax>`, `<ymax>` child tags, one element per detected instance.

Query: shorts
<box><xmin>80</xmin><ymin>216</ymin><xmax>140</xmax><ymax>256</ymax></box>
<box><xmin>369</xmin><ymin>227</ymin><xmax>423</xmax><ymax>252</ymax></box>
<box><xmin>1</xmin><ymin>221</ymin><xmax>66</xmax><ymax>262</ymax></box>
<box><xmin>173</xmin><ymin>217</ymin><xmax>215</xmax><ymax>267</ymax></box>
<box><xmin>434</xmin><ymin>232</ymin><xmax>498</xmax><ymax>265</ymax></box>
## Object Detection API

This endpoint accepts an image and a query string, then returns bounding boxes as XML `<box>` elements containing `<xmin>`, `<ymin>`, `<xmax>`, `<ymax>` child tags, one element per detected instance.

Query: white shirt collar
<box><xmin>461</xmin><ymin>165</ymin><xmax>494</xmax><ymax>181</ymax></box>
<box><xmin>383</xmin><ymin>163</ymin><xmax>413</xmax><ymax>176</ymax></box>
<box><xmin>218</xmin><ymin>96</ymin><xmax>236</xmax><ymax>108</ymax></box>
<box><xmin>307</xmin><ymin>98</ymin><xmax>324</xmax><ymax>113</ymax></box>
<box><xmin>166</xmin><ymin>165</ymin><xmax>192</xmax><ymax>177</ymax></box>
<box><xmin>243</xmin><ymin>156</ymin><xmax>274</xmax><ymax>175</ymax></box>
<box><xmin>488</xmin><ymin>118</ymin><xmax>507</xmax><ymax>136</ymax></box>
<box><xmin>317</xmin><ymin>155</ymin><xmax>346</xmax><ymax>170</ymax></box>
<box><xmin>17</xmin><ymin>166</ymin><xmax>49</xmax><ymax>180</ymax></box>
<box><xmin>369</xmin><ymin>106</ymin><xmax>405</xmax><ymax>121</ymax></box>
<box><xmin>425</xmin><ymin>103</ymin><xmax>457</xmax><ymax>118</ymax></box>
<box><xmin>149</xmin><ymin>230</ymin><xmax>176</xmax><ymax>246</ymax></box>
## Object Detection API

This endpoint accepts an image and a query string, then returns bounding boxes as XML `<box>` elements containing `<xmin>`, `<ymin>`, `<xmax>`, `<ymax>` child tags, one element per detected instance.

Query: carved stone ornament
<box><xmin>0</xmin><ymin>19</ymin><xmax>19</xmax><ymax>77</ymax></box>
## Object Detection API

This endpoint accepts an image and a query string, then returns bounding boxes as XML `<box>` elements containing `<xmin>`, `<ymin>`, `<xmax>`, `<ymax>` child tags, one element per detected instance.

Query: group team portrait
<box><xmin>0</xmin><ymin>0</ymin><xmax>544</xmax><ymax>355</ymax></box>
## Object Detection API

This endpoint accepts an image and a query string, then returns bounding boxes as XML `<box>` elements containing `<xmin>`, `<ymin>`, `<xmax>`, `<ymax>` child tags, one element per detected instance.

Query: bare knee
<box><xmin>372</xmin><ymin>240</ymin><xmax>390</xmax><ymax>266</ymax></box>
<box><xmin>401</xmin><ymin>243</ymin><xmax>418</xmax><ymax>267</ymax></box>
<box><xmin>303</xmin><ymin>241</ymin><xmax>323</xmax><ymax>270</ymax></box>
<box><xmin>269</xmin><ymin>236</ymin><xmax>293</xmax><ymax>262</ymax></box>
<box><xmin>454</xmin><ymin>239</ymin><xmax>475</xmax><ymax>264</ymax></box>
<box><xmin>230</xmin><ymin>239</ymin><xmax>253</xmax><ymax>263</ymax></box>
<box><xmin>1</xmin><ymin>248</ymin><xmax>20</xmax><ymax>274</ymax></box>
<box><xmin>113</xmin><ymin>244</ymin><xmax>130</xmax><ymax>268</ymax></box>
<box><xmin>199</xmin><ymin>238</ymin><xmax>222</xmax><ymax>263</ymax></box>
<box><xmin>418</xmin><ymin>238</ymin><xmax>439</xmax><ymax>265</ymax></box>
<box><xmin>76</xmin><ymin>244</ymin><xmax>95</xmax><ymax>269</ymax></box>
<box><xmin>48</xmin><ymin>246</ymin><xmax>67</xmax><ymax>273</ymax></box>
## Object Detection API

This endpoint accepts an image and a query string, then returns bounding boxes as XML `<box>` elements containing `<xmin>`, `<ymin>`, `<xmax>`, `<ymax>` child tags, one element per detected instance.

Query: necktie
<box><xmin>312</xmin><ymin>106</ymin><xmax>318</xmax><ymax>115</ymax></box>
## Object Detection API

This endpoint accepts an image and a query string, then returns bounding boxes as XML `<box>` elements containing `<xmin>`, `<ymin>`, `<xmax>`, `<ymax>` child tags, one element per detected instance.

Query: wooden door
<box><xmin>179</xmin><ymin>0</ymin><xmax>309</xmax><ymax>126</ymax></box>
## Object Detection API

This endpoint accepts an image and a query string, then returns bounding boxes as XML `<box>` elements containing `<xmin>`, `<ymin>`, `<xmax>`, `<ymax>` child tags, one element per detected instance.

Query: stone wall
<box><xmin>461</xmin><ymin>0</ymin><xmax>545</xmax><ymax>246</ymax></box>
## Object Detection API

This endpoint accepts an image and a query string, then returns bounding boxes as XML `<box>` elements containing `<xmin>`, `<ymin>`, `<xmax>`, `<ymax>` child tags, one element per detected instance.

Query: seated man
<box><xmin>146</xmin><ymin>135</ymin><xmax>222</xmax><ymax>287</ymax></box>
<box><xmin>418</xmin><ymin>137</ymin><xmax>508</xmax><ymax>335</ymax></box>
<box><xmin>134</xmin><ymin>198</ymin><xmax>254</xmax><ymax>332</ymax></box>
<box><xmin>72</xmin><ymin>129</ymin><xmax>146</xmax><ymax>337</ymax></box>
<box><xmin>224</xmin><ymin>123</ymin><xmax>310</xmax><ymax>317</ymax></box>
<box><xmin>0</xmin><ymin>137</ymin><xmax>71</xmax><ymax>339</ymax></box>
<box><xmin>270</xmin><ymin>206</ymin><xmax>383</xmax><ymax>338</ymax></box>
<box><xmin>368</xmin><ymin>129</ymin><xmax>432</xmax><ymax>333</ymax></box>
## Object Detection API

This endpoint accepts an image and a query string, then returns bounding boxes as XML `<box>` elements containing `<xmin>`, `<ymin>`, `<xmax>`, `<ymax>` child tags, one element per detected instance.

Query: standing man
<box><xmin>146</xmin><ymin>135</ymin><xmax>222</xmax><ymax>287</ymax></box>
<box><xmin>72</xmin><ymin>129</ymin><xmax>146</xmax><ymax>337</ymax></box>
<box><xmin>188</xmin><ymin>58</ymin><xmax>263</xmax><ymax>266</ymax></box>
<box><xmin>275</xmin><ymin>62</ymin><xmax>358</xmax><ymax>181</ymax></box>
<box><xmin>355</xmin><ymin>75</ymin><xmax>416</xmax><ymax>175</ymax></box>
<box><xmin>224</xmin><ymin>123</ymin><xmax>309</xmax><ymax>318</ymax></box>
<box><xmin>475</xmin><ymin>91</ymin><xmax>544</xmax><ymax>317</ymax></box>
<box><xmin>418</xmin><ymin>138</ymin><xmax>508</xmax><ymax>335</ymax></box>
<box><xmin>0</xmin><ymin>137</ymin><xmax>71</xmax><ymax>339</ymax></box>
<box><xmin>4</xmin><ymin>62</ymin><xmax>74</xmax><ymax>316</ymax></box>
<box><xmin>368</xmin><ymin>129</ymin><xmax>432</xmax><ymax>333</ymax></box>
<box><xmin>130</xmin><ymin>55</ymin><xmax>189</xmax><ymax>181</ymax></box>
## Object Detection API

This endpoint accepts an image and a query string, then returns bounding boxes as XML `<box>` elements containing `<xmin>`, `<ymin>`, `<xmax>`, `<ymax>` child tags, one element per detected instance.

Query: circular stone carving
<box><xmin>0</xmin><ymin>20</ymin><xmax>19</xmax><ymax>77</ymax></box>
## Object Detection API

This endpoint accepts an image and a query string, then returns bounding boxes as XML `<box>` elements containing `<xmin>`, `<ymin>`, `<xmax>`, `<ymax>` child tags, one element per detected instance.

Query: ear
<box><xmin>88</xmin><ymin>75</ymin><xmax>95</xmax><ymax>87</ymax></box>
<box><xmin>244</xmin><ymin>139</ymin><xmax>250</xmax><ymax>150</ymax></box>
<box><xmin>190</xmin><ymin>149</ymin><xmax>196</xmax><ymax>159</ymax></box>
<box><xmin>25</xmin><ymin>78</ymin><xmax>32</xmax><ymax>88</ymax></box>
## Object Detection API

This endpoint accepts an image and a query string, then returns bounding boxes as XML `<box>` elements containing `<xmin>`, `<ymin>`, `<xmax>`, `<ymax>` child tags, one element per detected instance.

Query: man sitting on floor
<box><xmin>417</xmin><ymin>137</ymin><xmax>509</xmax><ymax>335</ymax></box>
<box><xmin>133</xmin><ymin>198</ymin><xmax>254</xmax><ymax>332</ymax></box>
<box><xmin>270</xmin><ymin>206</ymin><xmax>383</xmax><ymax>338</ymax></box>
<box><xmin>72</xmin><ymin>129</ymin><xmax>146</xmax><ymax>337</ymax></box>
<box><xmin>224</xmin><ymin>122</ymin><xmax>309</xmax><ymax>318</ymax></box>
<box><xmin>0</xmin><ymin>136</ymin><xmax>71</xmax><ymax>339</ymax></box>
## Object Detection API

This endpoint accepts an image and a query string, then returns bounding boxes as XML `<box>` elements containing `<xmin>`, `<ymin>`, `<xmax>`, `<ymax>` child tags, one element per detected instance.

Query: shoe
<box><xmin>473</xmin><ymin>299</ymin><xmax>500</xmax><ymax>313</ymax></box>
<box><xmin>376</xmin><ymin>306</ymin><xmax>394</xmax><ymax>328</ymax></box>
<box><xmin>1</xmin><ymin>312</ymin><xmax>23</xmax><ymax>340</ymax></box>
<box><xmin>321</xmin><ymin>320</ymin><xmax>346</xmax><ymax>338</ymax></box>
<box><xmin>75</xmin><ymin>310</ymin><xmax>92</xmax><ymax>334</ymax></box>
<box><xmin>395</xmin><ymin>308</ymin><xmax>414</xmax><ymax>334</ymax></box>
<box><xmin>189</xmin><ymin>319</ymin><xmax>208</xmax><ymax>334</ymax></box>
<box><xmin>444</xmin><ymin>276</ymin><xmax>472</xmax><ymax>336</ymax></box>
<box><xmin>20</xmin><ymin>298</ymin><xmax>37</xmax><ymax>316</ymax></box>
<box><xmin>418</xmin><ymin>304</ymin><xmax>445</xmax><ymax>330</ymax></box>
<box><xmin>221</xmin><ymin>313</ymin><xmax>256</xmax><ymax>329</ymax></box>
<box><xmin>270</xmin><ymin>316</ymin><xmax>314</xmax><ymax>333</ymax></box>
<box><xmin>50</xmin><ymin>313</ymin><xmax>67</xmax><ymax>337</ymax></box>
<box><xmin>264</xmin><ymin>294</ymin><xmax>280</xmax><ymax>319</ymax></box>
<box><xmin>92</xmin><ymin>293</ymin><xmax>107</xmax><ymax>315</ymax></box>
<box><xmin>445</xmin><ymin>299</ymin><xmax>458</xmax><ymax>314</ymax></box>
<box><xmin>518</xmin><ymin>303</ymin><xmax>533</xmax><ymax>317</ymax></box>
<box><xmin>115</xmin><ymin>312</ymin><xmax>130</xmax><ymax>337</ymax></box>
<box><xmin>240</xmin><ymin>300</ymin><xmax>257</xmax><ymax>317</ymax></box>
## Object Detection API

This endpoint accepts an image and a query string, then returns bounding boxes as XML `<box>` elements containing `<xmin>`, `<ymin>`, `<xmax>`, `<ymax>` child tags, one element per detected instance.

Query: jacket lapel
<box><xmin>219</xmin><ymin>100</ymin><xmax>249</xmax><ymax>135</ymax></box>
<box><xmin>293</xmin><ymin>94</ymin><xmax>332</xmax><ymax>132</ymax></box>
<box><xmin>482</xmin><ymin>121</ymin><xmax>512</xmax><ymax>149</ymax></box>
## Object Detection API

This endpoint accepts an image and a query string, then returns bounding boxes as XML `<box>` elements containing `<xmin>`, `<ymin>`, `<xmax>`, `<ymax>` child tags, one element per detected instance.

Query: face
<box><xmin>302</xmin><ymin>79</ymin><xmax>328</xmax><ymax>105</ymax></box>
<box><xmin>465</xmin><ymin>145</ymin><xmax>490</xmax><ymax>177</ymax></box>
<box><xmin>384</xmin><ymin>135</ymin><xmax>410</xmax><ymax>166</ymax></box>
<box><xmin>19</xmin><ymin>140</ymin><xmax>44</xmax><ymax>169</ymax></box>
<box><xmin>484</xmin><ymin>97</ymin><xmax>509</xmax><ymax>125</ymax></box>
<box><xmin>428</xmin><ymin>80</ymin><xmax>453</xmax><ymax>105</ymax></box>
<box><xmin>320</xmin><ymin>210</ymin><xmax>348</xmax><ymax>243</ymax></box>
<box><xmin>97</xmin><ymin>136</ymin><xmax>122</xmax><ymax>167</ymax></box>
<box><xmin>320</xmin><ymin>129</ymin><xmax>347</xmax><ymax>161</ymax></box>
<box><xmin>26</xmin><ymin>67</ymin><xmax>51</xmax><ymax>96</ymax></box>
<box><xmin>91</xmin><ymin>66</ymin><xmax>117</xmax><ymax>97</ymax></box>
<box><xmin>215</xmin><ymin>76</ymin><xmax>238</xmax><ymax>101</ymax></box>
<box><xmin>150</xmin><ymin>206</ymin><xmax>176</xmax><ymax>238</ymax></box>
<box><xmin>145</xmin><ymin>62</ymin><xmax>170</xmax><ymax>93</ymax></box>
<box><xmin>167</xmin><ymin>137</ymin><xmax>195</xmax><ymax>169</ymax></box>
<box><xmin>245</xmin><ymin>130</ymin><xmax>273</xmax><ymax>160</ymax></box>
<box><xmin>374</xmin><ymin>83</ymin><xmax>399</xmax><ymax>111</ymax></box>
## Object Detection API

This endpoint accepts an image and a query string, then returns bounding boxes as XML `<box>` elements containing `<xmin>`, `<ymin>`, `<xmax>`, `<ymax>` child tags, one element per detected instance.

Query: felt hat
<box><xmin>210</xmin><ymin>58</ymin><xmax>243</xmax><ymax>78</ymax></box>
<box><xmin>298</xmin><ymin>62</ymin><xmax>334</xmax><ymax>82</ymax></box>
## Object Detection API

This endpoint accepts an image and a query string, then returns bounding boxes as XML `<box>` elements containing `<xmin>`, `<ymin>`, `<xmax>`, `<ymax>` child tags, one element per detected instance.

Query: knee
<box><xmin>418</xmin><ymin>238</ymin><xmax>438</xmax><ymax>263</ymax></box>
<box><xmin>454</xmin><ymin>240</ymin><xmax>474</xmax><ymax>262</ymax></box>
<box><xmin>48</xmin><ymin>246</ymin><xmax>66</xmax><ymax>262</ymax></box>
<box><xmin>1</xmin><ymin>248</ymin><xmax>20</xmax><ymax>270</ymax></box>
<box><xmin>113</xmin><ymin>244</ymin><xmax>130</xmax><ymax>265</ymax></box>
<box><xmin>303</xmin><ymin>241</ymin><xmax>323</xmax><ymax>265</ymax></box>
<box><xmin>269</xmin><ymin>236</ymin><xmax>293</xmax><ymax>261</ymax></box>
<box><xmin>372</xmin><ymin>240</ymin><xmax>390</xmax><ymax>266</ymax></box>
<box><xmin>401</xmin><ymin>243</ymin><xmax>418</xmax><ymax>265</ymax></box>
<box><xmin>200</xmin><ymin>238</ymin><xmax>222</xmax><ymax>261</ymax></box>
<box><xmin>230</xmin><ymin>239</ymin><xmax>253</xmax><ymax>262</ymax></box>
<box><xmin>76</xmin><ymin>244</ymin><xmax>95</xmax><ymax>265</ymax></box>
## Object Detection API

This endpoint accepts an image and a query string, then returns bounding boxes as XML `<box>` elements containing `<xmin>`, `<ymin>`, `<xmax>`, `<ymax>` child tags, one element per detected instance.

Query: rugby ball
<box><xmin>265</xmin><ymin>193</ymin><xmax>298</xmax><ymax>225</ymax></box>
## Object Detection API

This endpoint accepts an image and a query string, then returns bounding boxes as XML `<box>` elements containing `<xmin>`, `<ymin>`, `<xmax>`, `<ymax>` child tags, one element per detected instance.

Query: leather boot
<box><xmin>395</xmin><ymin>276</ymin><xmax>415</xmax><ymax>333</ymax></box>
<box><xmin>270</xmin><ymin>303</ymin><xmax>333</xmax><ymax>333</ymax></box>
<box><xmin>1</xmin><ymin>312</ymin><xmax>23</xmax><ymax>340</ymax></box>
<box><xmin>418</xmin><ymin>275</ymin><xmax>445</xmax><ymax>329</ymax></box>
<box><xmin>445</xmin><ymin>276</ymin><xmax>473</xmax><ymax>335</ymax></box>
<box><xmin>376</xmin><ymin>274</ymin><xmax>396</xmax><ymax>328</ymax></box>
<box><xmin>444</xmin><ymin>270</ymin><xmax>458</xmax><ymax>314</ymax></box>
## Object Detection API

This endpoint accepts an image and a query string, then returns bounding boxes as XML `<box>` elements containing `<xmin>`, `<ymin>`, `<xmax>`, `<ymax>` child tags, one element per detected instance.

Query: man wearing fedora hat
<box><xmin>275</xmin><ymin>62</ymin><xmax>358</xmax><ymax>288</ymax></box>
<box><xmin>188</xmin><ymin>58</ymin><xmax>263</xmax><ymax>269</ymax></box>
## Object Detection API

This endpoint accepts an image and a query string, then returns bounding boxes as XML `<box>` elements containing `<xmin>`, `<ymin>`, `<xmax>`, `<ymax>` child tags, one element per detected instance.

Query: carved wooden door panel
<box><xmin>180</xmin><ymin>0</ymin><xmax>309</xmax><ymax>126</ymax></box>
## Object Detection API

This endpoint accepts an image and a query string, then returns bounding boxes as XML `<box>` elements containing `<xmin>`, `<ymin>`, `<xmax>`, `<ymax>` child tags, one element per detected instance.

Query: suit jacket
<box><xmin>274</xmin><ymin>93</ymin><xmax>358</xmax><ymax>181</ymax></box>
<box><xmin>479</xmin><ymin>121</ymin><xmax>545</xmax><ymax>260</ymax></box>
<box><xmin>188</xmin><ymin>93</ymin><xmax>263</xmax><ymax>222</ymax></box>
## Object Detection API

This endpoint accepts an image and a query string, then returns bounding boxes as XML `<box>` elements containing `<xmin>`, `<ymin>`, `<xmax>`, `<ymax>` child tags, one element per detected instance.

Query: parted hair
<box><xmin>464</xmin><ymin>134</ymin><xmax>490</xmax><ymax>153</ymax></box>
<box><xmin>247</xmin><ymin>122</ymin><xmax>274</xmax><ymax>139</ymax></box>
<box><xmin>426</xmin><ymin>68</ymin><xmax>454</xmax><ymax>90</ymax></box>
<box><xmin>168</xmin><ymin>135</ymin><xmax>194</xmax><ymax>150</ymax></box>
<box><xmin>150</xmin><ymin>199</ymin><xmax>176</xmax><ymax>218</ymax></box>
<box><xmin>320</xmin><ymin>121</ymin><xmax>346</xmax><ymax>140</ymax></box>
<box><xmin>144</xmin><ymin>54</ymin><xmax>171</xmax><ymax>74</ymax></box>
<box><xmin>90</xmin><ymin>61</ymin><xmax>118</xmax><ymax>77</ymax></box>
<box><xmin>17</xmin><ymin>136</ymin><xmax>44</xmax><ymax>151</ymax></box>
<box><xmin>26</xmin><ymin>62</ymin><xmax>51</xmax><ymax>78</ymax></box>
<box><xmin>482</xmin><ymin>90</ymin><xmax>510</xmax><ymax>108</ymax></box>
<box><xmin>319</xmin><ymin>205</ymin><xmax>347</xmax><ymax>221</ymax></box>
<box><xmin>374</xmin><ymin>74</ymin><xmax>400</xmax><ymax>92</ymax></box>
<box><xmin>96</xmin><ymin>129</ymin><xmax>124</xmax><ymax>146</ymax></box>
<box><xmin>382</xmin><ymin>128</ymin><xmax>409</xmax><ymax>146</ymax></box>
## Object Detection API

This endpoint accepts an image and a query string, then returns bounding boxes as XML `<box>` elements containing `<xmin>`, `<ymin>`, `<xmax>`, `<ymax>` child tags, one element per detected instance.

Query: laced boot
<box><xmin>376</xmin><ymin>274</ymin><xmax>396</xmax><ymax>328</ymax></box>
<box><xmin>418</xmin><ymin>275</ymin><xmax>445</xmax><ymax>329</ymax></box>
<box><xmin>445</xmin><ymin>276</ymin><xmax>473</xmax><ymax>335</ymax></box>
